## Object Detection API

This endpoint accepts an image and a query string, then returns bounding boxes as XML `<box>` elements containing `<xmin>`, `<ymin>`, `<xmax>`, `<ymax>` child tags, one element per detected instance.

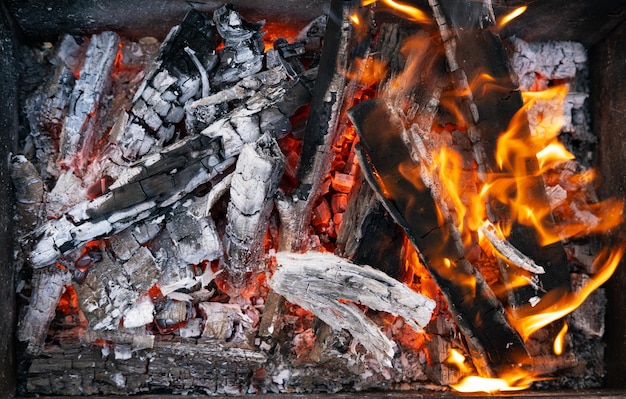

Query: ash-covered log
<box><xmin>269</xmin><ymin>251</ymin><xmax>436</xmax><ymax>367</ymax></box>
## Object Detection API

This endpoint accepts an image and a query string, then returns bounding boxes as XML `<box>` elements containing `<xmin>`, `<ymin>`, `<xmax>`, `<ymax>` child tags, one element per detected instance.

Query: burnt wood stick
<box><xmin>428</xmin><ymin>0</ymin><xmax>571</xmax><ymax>315</ymax></box>
<box><xmin>225</xmin><ymin>133</ymin><xmax>285</xmax><ymax>287</ymax></box>
<box><xmin>270</xmin><ymin>251</ymin><xmax>436</xmax><ymax>367</ymax></box>
<box><xmin>108</xmin><ymin>9</ymin><xmax>218</xmax><ymax>163</ymax></box>
<box><xmin>349</xmin><ymin>98</ymin><xmax>529</xmax><ymax>377</ymax></box>
<box><xmin>277</xmin><ymin>0</ymin><xmax>372</xmax><ymax>252</ymax></box>
<box><xmin>58</xmin><ymin>31</ymin><xmax>119</xmax><ymax>171</ymax></box>
<box><xmin>336</xmin><ymin>176</ymin><xmax>406</xmax><ymax>280</ymax></box>
<box><xmin>17</xmin><ymin>265</ymin><xmax>72</xmax><ymax>356</ymax></box>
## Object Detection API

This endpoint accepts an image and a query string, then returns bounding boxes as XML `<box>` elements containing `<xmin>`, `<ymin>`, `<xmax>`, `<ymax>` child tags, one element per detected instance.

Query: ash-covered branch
<box><xmin>270</xmin><ymin>251</ymin><xmax>435</xmax><ymax>367</ymax></box>
<box><xmin>17</xmin><ymin>265</ymin><xmax>71</xmax><ymax>355</ymax></box>
<box><xmin>225</xmin><ymin>133</ymin><xmax>285</xmax><ymax>286</ymax></box>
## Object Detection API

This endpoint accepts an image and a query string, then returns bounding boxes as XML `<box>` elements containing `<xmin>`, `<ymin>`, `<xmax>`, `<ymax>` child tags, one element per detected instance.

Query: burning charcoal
<box><xmin>225</xmin><ymin>133</ymin><xmax>285</xmax><ymax>286</ymax></box>
<box><xmin>212</xmin><ymin>5</ymin><xmax>265</xmax><ymax>86</ymax></box>
<box><xmin>17</xmin><ymin>265</ymin><xmax>72</xmax><ymax>355</ymax></box>
<box><xmin>111</xmin><ymin>10</ymin><xmax>218</xmax><ymax>161</ymax></box>
<box><xmin>270</xmin><ymin>251</ymin><xmax>436</xmax><ymax>367</ymax></box>
<box><xmin>58</xmin><ymin>31</ymin><xmax>119</xmax><ymax>170</ymax></box>
<box><xmin>10</xmin><ymin>155</ymin><xmax>44</xmax><ymax>231</ymax></box>
<box><xmin>73</xmin><ymin>249</ymin><xmax>142</xmax><ymax>331</ymax></box>
<box><xmin>277</xmin><ymin>0</ymin><xmax>373</xmax><ymax>252</ymax></box>
<box><xmin>199</xmin><ymin>302</ymin><xmax>253</xmax><ymax>342</ymax></box>
<box><xmin>29</xmin><ymin>63</ymin><xmax>295</xmax><ymax>268</ymax></box>
<box><xmin>155</xmin><ymin>299</ymin><xmax>190</xmax><ymax>334</ymax></box>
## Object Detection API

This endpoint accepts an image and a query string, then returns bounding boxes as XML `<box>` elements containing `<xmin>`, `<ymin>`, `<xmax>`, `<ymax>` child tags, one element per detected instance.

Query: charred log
<box><xmin>428</xmin><ymin>0</ymin><xmax>571</xmax><ymax>315</ymax></box>
<box><xmin>349</xmin><ymin>98</ymin><xmax>529</xmax><ymax>376</ymax></box>
<box><xmin>269</xmin><ymin>251</ymin><xmax>435</xmax><ymax>367</ymax></box>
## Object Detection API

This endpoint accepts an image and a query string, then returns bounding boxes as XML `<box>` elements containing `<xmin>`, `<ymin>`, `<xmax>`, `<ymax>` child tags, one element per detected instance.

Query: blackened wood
<box><xmin>58</xmin><ymin>31</ymin><xmax>119</xmax><ymax>171</ymax></box>
<box><xmin>349</xmin><ymin>98</ymin><xmax>529</xmax><ymax>376</ymax></box>
<box><xmin>592</xmin><ymin>18</ymin><xmax>626</xmax><ymax>389</ymax></box>
<box><xmin>24</xmin><ymin>338</ymin><xmax>266</xmax><ymax>396</ymax></box>
<box><xmin>336</xmin><ymin>176</ymin><xmax>406</xmax><ymax>280</ymax></box>
<box><xmin>279</xmin><ymin>0</ymin><xmax>372</xmax><ymax>251</ymax></box>
<box><xmin>0</xmin><ymin>4</ymin><xmax>18</xmax><ymax>394</ymax></box>
<box><xmin>225</xmin><ymin>133</ymin><xmax>285</xmax><ymax>287</ymax></box>
<box><xmin>429</xmin><ymin>0</ymin><xmax>571</xmax><ymax>315</ymax></box>
<box><xmin>17</xmin><ymin>265</ymin><xmax>72</xmax><ymax>355</ymax></box>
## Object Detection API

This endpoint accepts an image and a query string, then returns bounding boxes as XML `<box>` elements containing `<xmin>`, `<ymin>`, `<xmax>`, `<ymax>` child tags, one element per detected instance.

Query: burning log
<box><xmin>225</xmin><ymin>133</ymin><xmax>285</xmax><ymax>287</ymax></box>
<box><xmin>427</xmin><ymin>0</ymin><xmax>571</xmax><ymax>314</ymax></box>
<box><xmin>10</xmin><ymin>155</ymin><xmax>44</xmax><ymax>231</ymax></box>
<box><xmin>349</xmin><ymin>98</ymin><xmax>529</xmax><ymax>376</ymax></box>
<box><xmin>269</xmin><ymin>251</ymin><xmax>436</xmax><ymax>367</ymax></box>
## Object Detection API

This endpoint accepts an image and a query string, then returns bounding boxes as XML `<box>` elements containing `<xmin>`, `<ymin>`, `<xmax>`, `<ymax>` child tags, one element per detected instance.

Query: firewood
<box><xmin>57</xmin><ymin>31</ymin><xmax>119</xmax><ymax>171</ymax></box>
<box><xmin>10</xmin><ymin>155</ymin><xmax>44</xmax><ymax>231</ymax></box>
<box><xmin>91</xmin><ymin>10</ymin><xmax>217</xmax><ymax>170</ymax></box>
<box><xmin>349</xmin><ymin>98</ymin><xmax>529</xmax><ymax>377</ymax></box>
<box><xmin>427</xmin><ymin>0</ymin><xmax>571</xmax><ymax>315</ymax></box>
<box><xmin>225</xmin><ymin>133</ymin><xmax>285</xmax><ymax>287</ymax></box>
<box><xmin>269</xmin><ymin>251</ymin><xmax>436</xmax><ymax>367</ymax></box>
<box><xmin>17</xmin><ymin>265</ymin><xmax>71</xmax><ymax>355</ymax></box>
<box><xmin>29</xmin><ymin>67</ymin><xmax>295</xmax><ymax>268</ymax></box>
<box><xmin>277</xmin><ymin>0</ymin><xmax>373</xmax><ymax>252</ymax></box>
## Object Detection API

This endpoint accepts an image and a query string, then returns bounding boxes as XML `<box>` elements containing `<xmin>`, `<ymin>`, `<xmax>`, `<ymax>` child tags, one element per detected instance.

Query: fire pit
<box><xmin>1</xmin><ymin>0</ymin><xmax>626</xmax><ymax>397</ymax></box>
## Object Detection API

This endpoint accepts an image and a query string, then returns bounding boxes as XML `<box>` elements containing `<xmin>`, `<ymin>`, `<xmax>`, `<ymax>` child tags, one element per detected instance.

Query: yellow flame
<box><xmin>509</xmin><ymin>245</ymin><xmax>624</xmax><ymax>340</ymax></box>
<box><xmin>447</xmin><ymin>349</ymin><xmax>537</xmax><ymax>393</ymax></box>
<box><xmin>446</xmin><ymin>349</ymin><xmax>472</xmax><ymax>373</ymax></box>
<box><xmin>350</xmin><ymin>12</ymin><xmax>361</xmax><ymax>26</ymax></box>
<box><xmin>363</xmin><ymin>0</ymin><xmax>430</xmax><ymax>24</ymax></box>
<box><xmin>553</xmin><ymin>322</ymin><xmax>568</xmax><ymax>355</ymax></box>
<box><xmin>498</xmin><ymin>6</ymin><xmax>528</xmax><ymax>28</ymax></box>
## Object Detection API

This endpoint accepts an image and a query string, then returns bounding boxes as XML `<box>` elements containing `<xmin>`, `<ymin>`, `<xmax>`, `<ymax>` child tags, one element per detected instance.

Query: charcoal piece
<box><xmin>270</xmin><ymin>251</ymin><xmax>436</xmax><ymax>367</ymax></box>
<box><xmin>225</xmin><ymin>133</ymin><xmax>285</xmax><ymax>286</ymax></box>
<box><xmin>112</xmin><ymin>10</ymin><xmax>218</xmax><ymax>161</ymax></box>
<box><xmin>17</xmin><ymin>265</ymin><xmax>71</xmax><ymax>355</ymax></box>
<box><xmin>10</xmin><ymin>155</ymin><xmax>44</xmax><ymax>231</ymax></box>
<box><xmin>212</xmin><ymin>4</ymin><xmax>265</xmax><ymax>86</ymax></box>
<box><xmin>58</xmin><ymin>31</ymin><xmax>119</xmax><ymax>170</ymax></box>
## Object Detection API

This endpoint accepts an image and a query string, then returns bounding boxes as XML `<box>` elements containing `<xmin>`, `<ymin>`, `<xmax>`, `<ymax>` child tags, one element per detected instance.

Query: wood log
<box><xmin>57</xmin><ymin>31</ymin><xmax>119</xmax><ymax>171</ymax></box>
<box><xmin>270</xmin><ymin>251</ymin><xmax>436</xmax><ymax>367</ymax></box>
<box><xmin>106</xmin><ymin>9</ymin><xmax>218</xmax><ymax>163</ymax></box>
<box><xmin>17</xmin><ymin>265</ymin><xmax>72</xmax><ymax>355</ymax></box>
<box><xmin>428</xmin><ymin>0</ymin><xmax>571</xmax><ymax>316</ymax></box>
<box><xmin>348</xmin><ymin>98</ymin><xmax>529</xmax><ymax>376</ymax></box>
<box><xmin>277</xmin><ymin>0</ymin><xmax>372</xmax><ymax>252</ymax></box>
<box><xmin>225</xmin><ymin>133</ymin><xmax>285</xmax><ymax>287</ymax></box>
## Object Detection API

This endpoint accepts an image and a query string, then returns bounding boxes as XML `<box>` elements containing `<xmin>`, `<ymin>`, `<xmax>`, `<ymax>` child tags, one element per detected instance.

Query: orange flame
<box><xmin>509</xmin><ymin>245</ymin><xmax>624</xmax><ymax>340</ymax></box>
<box><xmin>498</xmin><ymin>6</ymin><xmax>528</xmax><ymax>28</ymax></box>
<box><xmin>447</xmin><ymin>349</ymin><xmax>539</xmax><ymax>393</ymax></box>
<box><xmin>362</xmin><ymin>0</ymin><xmax>430</xmax><ymax>24</ymax></box>
<box><xmin>553</xmin><ymin>322</ymin><xmax>568</xmax><ymax>355</ymax></box>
